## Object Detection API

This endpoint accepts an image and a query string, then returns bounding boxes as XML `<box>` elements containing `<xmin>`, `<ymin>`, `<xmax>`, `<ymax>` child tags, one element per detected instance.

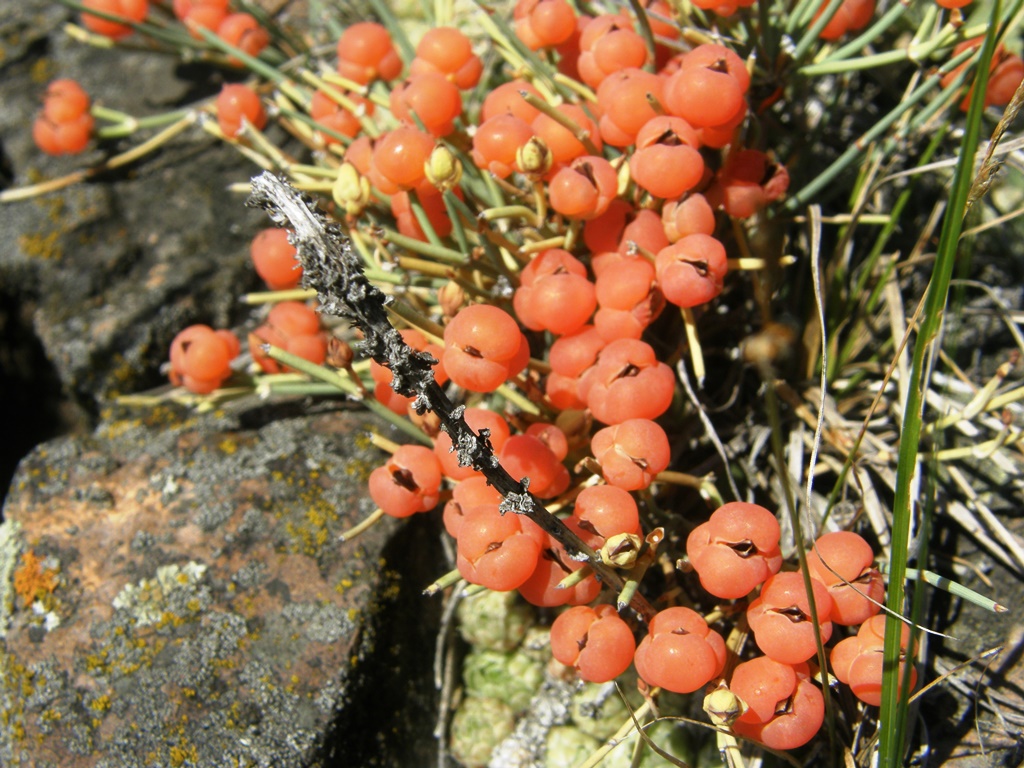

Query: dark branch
<box><xmin>247</xmin><ymin>172</ymin><xmax>654</xmax><ymax>621</ymax></box>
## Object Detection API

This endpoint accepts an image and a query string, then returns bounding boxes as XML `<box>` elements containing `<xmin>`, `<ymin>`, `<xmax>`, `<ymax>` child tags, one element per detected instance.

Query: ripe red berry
<box><xmin>593</xmin><ymin>256</ymin><xmax>664</xmax><ymax>341</ymax></box>
<box><xmin>369</xmin><ymin>444</ymin><xmax>444</xmax><ymax>518</ymax></box>
<box><xmin>730</xmin><ymin>657</ymin><xmax>825</xmax><ymax>750</ymax></box>
<box><xmin>686</xmin><ymin>502</ymin><xmax>783</xmax><ymax>599</ymax></box>
<box><xmin>831</xmin><ymin>615</ymin><xmax>917</xmax><ymax>706</ymax></box>
<box><xmin>443</xmin><ymin>305</ymin><xmax>529</xmax><ymax>393</ymax></box>
<box><xmin>456</xmin><ymin>504</ymin><xmax>545</xmax><ymax>590</ymax></box>
<box><xmin>310</xmin><ymin>89</ymin><xmax>373</xmax><ymax>145</ymax></box>
<box><xmin>472</xmin><ymin>115</ymin><xmax>536</xmax><ymax>179</ymax></box>
<box><xmin>216</xmin><ymin>13</ymin><xmax>270</xmax><ymax>62</ymax></box>
<box><xmin>596</xmin><ymin>68</ymin><xmax>665</xmax><ymax>147</ymax></box>
<box><xmin>706</xmin><ymin>150</ymin><xmax>790</xmax><ymax>218</ymax></box>
<box><xmin>389</xmin><ymin>73</ymin><xmax>463</xmax><ymax>137</ymax></box>
<box><xmin>173</xmin><ymin>0</ymin><xmax>228</xmax><ymax>35</ymax></box>
<box><xmin>630</xmin><ymin>116</ymin><xmax>704</xmax><ymax>200</ymax></box>
<box><xmin>806</xmin><ymin>531</ymin><xmax>884</xmax><ymax>625</ymax></box>
<box><xmin>814</xmin><ymin>0</ymin><xmax>875</xmax><ymax>41</ymax></box>
<box><xmin>548</xmin><ymin>155</ymin><xmax>618</xmax><ymax>221</ymax></box>
<box><xmin>578</xmin><ymin>338</ymin><xmax>675</xmax><ymax>425</ymax></box>
<box><xmin>410</xmin><ymin>26</ymin><xmax>483</xmax><ymax>89</ymax></box>
<box><xmin>371</xmin><ymin>126</ymin><xmax>436</xmax><ymax>191</ymax></box>
<box><xmin>81</xmin><ymin>0</ymin><xmax>148</xmax><ymax>39</ymax></box>
<box><xmin>655</xmin><ymin>234</ymin><xmax>728</xmax><ymax>309</ymax></box>
<box><xmin>577</xmin><ymin>14</ymin><xmax>649</xmax><ymax>89</ymax></box>
<box><xmin>497</xmin><ymin>434</ymin><xmax>570</xmax><ymax>500</ymax></box>
<box><xmin>517</xmin><ymin>530</ymin><xmax>602</xmax><ymax>607</ymax></box>
<box><xmin>550</xmin><ymin>604</ymin><xmax>636</xmax><ymax>683</ymax></box>
<box><xmin>590</xmin><ymin>419</ymin><xmax>670</xmax><ymax>491</ymax></box>
<box><xmin>250</xmin><ymin>228</ymin><xmax>301</xmax><ymax>290</ymax></box>
<box><xmin>248</xmin><ymin>301</ymin><xmax>327</xmax><ymax>374</ymax></box>
<box><xmin>747</xmin><ymin>572</ymin><xmax>834</xmax><ymax>664</ymax></box>
<box><xmin>662</xmin><ymin>193</ymin><xmax>716</xmax><ymax>242</ymax></box>
<box><xmin>443</xmin><ymin>476</ymin><xmax>503</xmax><ymax>538</ymax></box>
<box><xmin>531</xmin><ymin>104</ymin><xmax>602</xmax><ymax>170</ymax></box>
<box><xmin>664</xmin><ymin>51</ymin><xmax>747</xmax><ymax>129</ymax></box>
<box><xmin>513</xmin><ymin>248</ymin><xmax>596</xmax><ymax>336</ymax></box>
<box><xmin>168</xmin><ymin>324</ymin><xmax>240</xmax><ymax>394</ymax></box>
<box><xmin>390</xmin><ymin>188</ymin><xmax>457</xmax><ymax>241</ymax></box>
<box><xmin>41</xmin><ymin>79</ymin><xmax>91</xmax><ymax>123</ymax></box>
<box><xmin>571</xmin><ymin>485</ymin><xmax>641</xmax><ymax>546</ymax></box>
<box><xmin>35</xmin><ymin>79</ymin><xmax>94</xmax><ymax>156</ymax></box>
<box><xmin>481</xmin><ymin>80</ymin><xmax>544</xmax><ymax>123</ymax></box>
<box><xmin>513</xmin><ymin>0</ymin><xmax>577</xmax><ymax>50</ymax></box>
<box><xmin>216</xmin><ymin>84</ymin><xmax>266</xmax><ymax>138</ymax></box>
<box><xmin>634</xmin><ymin>607</ymin><xmax>727</xmax><ymax>693</ymax></box>
<box><xmin>336</xmin><ymin>22</ymin><xmax>402</xmax><ymax>84</ymax></box>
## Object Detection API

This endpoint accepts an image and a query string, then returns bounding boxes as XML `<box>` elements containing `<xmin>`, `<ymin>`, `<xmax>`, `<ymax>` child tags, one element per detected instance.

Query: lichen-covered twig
<box><xmin>247</xmin><ymin>171</ymin><xmax>655</xmax><ymax>622</ymax></box>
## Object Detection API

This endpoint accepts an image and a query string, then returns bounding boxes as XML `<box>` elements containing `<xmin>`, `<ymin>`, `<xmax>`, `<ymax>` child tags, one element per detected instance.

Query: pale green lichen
<box><xmin>111</xmin><ymin>562</ymin><xmax>208</xmax><ymax>627</ymax></box>
<box><xmin>0</xmin><ymin>521</ymin><xmax>23</xmax><ymax>640</ymax></box>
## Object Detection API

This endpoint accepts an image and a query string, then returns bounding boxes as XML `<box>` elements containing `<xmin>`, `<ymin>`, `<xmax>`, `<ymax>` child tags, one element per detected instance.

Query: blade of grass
<box><xmin>878</xmin><ymin>4</ymin><xmax>1003</xmax><ymax>765</ymax></box>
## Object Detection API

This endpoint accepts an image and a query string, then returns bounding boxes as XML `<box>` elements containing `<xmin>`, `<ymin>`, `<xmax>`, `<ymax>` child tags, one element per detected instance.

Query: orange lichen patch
<box><xmin>12</xmin><ymin>550</ymin><xmax>58</xmax><ymax>606</ymax></box>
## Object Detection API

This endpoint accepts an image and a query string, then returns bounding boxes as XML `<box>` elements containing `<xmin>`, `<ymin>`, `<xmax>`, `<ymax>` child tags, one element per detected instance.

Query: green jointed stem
<box><xmin>785</xmin><ymin>45</ymin><xmax>978</xmax><ymax>211</ymax></box>
<box><xmin>878</xmin><ymin>6</ymin><xmax>1001</xmax><ymax>766</ymax></box>
<box><xmin>261</xmin><ymin>345</ymin><xmax>434</xmax><ymax>445</ymax></box>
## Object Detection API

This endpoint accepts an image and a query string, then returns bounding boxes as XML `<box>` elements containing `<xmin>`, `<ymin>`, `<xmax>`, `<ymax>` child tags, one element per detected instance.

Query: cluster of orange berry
<box><xmin>31</xmin><ymin>0</ymin><xmax>1017</xmax><ymax>759</ymax></box>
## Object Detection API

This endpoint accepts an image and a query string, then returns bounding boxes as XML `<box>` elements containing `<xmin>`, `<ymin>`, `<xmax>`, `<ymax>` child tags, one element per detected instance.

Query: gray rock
<box><xmin>1</xmin><ymin>404</ymin><xmax>444</xmax><ymax>767</ymax></box>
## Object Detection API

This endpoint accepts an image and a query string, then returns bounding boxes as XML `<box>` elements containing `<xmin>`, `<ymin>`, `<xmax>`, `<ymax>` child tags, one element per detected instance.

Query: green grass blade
<box><xmin>877</xmin><ymin>5</ymin><xmax>1003</xmax><ymax>766</ymax></box>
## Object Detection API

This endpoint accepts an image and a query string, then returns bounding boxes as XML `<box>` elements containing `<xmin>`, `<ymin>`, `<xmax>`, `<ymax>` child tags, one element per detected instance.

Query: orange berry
<box><xmin>336</xmin><ymin>22</ymin><xmax>402</xmax><ymax>84</ymax></box>
<box><xmin>472</xmin><ymin>115</ymin><xmax>536</xmax><ymax>179</ymax></box>
<box><xmin>481</xmin><ymin>80</ymin><xmax>543</xmax><ymax>123</ymax></box>
<box><xmin>216</xmin><ymin>84</ymin><xmax>266</xmax><ymax>138</ymax></box>
<box><xmin>81</xmin><ymin>0</ymin><xmax>148</xmax><ymax>39</ymax></box>
<box><xmin>250</xmin><ymin>228</ymin><xmax>301</xmax><ymax>290</ymax></box>
<box><xmin>410</xmin><ymin>26</ymin><xmax>482</xmax><ymax>89</ymax></box>
<box><xmin>371</xmin><ymin>126</ymin><xmax>435</xmax><ymax>190</ymax></box>
<box><xmin>389</xmin><ymin>73</ymin><xmax>462</xmax><ymax>136</ymax></box>
<box><xmin>217</xmin><ymin>13</ymin><xmax>270</xmax><ymax>62</ymax></box>
<box><xmin>513</xmin><ymin>0</ymin><xmax>577</xmax><ymax>50</ymax></box>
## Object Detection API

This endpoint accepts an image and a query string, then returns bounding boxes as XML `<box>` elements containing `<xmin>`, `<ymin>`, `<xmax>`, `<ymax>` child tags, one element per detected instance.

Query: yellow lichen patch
<box><xmin>17</xmin><ymin>231</ymin><xmax>62</xmax><ymax>261</ymax></box>
<box><xmin>89</xmin><ymin>694</ymin><xmax>112</xmax><ymax>713</ymax></box>
<box><xmin>12</xmin><ymin>550</ymin><xmax>58</xmax><ymax>607</ymax></box>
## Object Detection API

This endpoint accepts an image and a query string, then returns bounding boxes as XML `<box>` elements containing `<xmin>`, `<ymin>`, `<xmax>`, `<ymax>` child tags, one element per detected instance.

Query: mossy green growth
<box><xmin>462</xmin><ymin>648</ymin><xmax>544</xmax><ymax>713</ymax></box>
<box><xmin>449</xmin><ymin>696</ymin><xmax>515</xmax><ymax>768</ymax></box>
<box><xmin>545</xmin><ymin>725</ymin><xmax>601</xmax><ymax>768</ymax></box>
<box><xmin>456</xmin><ymin>589</ymin><xmax>535</xmax><ymax>652</ymax></box>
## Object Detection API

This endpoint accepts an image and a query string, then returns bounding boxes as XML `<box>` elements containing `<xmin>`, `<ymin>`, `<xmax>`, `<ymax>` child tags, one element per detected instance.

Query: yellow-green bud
<box><xmin>437</xmin><ymin>279</ymin><xmax>466</xmax><ymax>319</ymax></box>
<box><xmin>703</xmin><ymin>683</ymin><xmax>747</xmax><ymax>726</ymax></box>
<box><xmin>516</xmin><ymin>136</ymin><xmax>553</xmax><ymax>178</ymax></box>
<box><xmin>600</xmin><ymin>533</ymin><xmax>642</xmax><ymax>568</ymax></box>
<box><xmin>424</xmin><ymin>144</ymin><xmax>462</xmax><ymax>191</ymax></box>
<box><xmin>332</xmin><ymin>162</ymin><xmax>371</xmax><ymax>216</ymax></box>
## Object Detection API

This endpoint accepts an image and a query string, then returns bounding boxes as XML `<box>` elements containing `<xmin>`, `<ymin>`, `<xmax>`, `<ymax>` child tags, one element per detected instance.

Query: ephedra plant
<box><xmin>6</xmin><ymin>0</ymin><xmax>1024</xmax><ymax>765</ymax></box>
